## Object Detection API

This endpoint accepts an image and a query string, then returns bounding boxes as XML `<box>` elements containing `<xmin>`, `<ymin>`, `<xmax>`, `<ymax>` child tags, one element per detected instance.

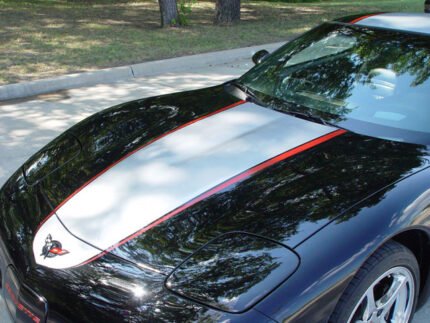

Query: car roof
<box><xmin>339</xmin><ymin>12</ymin><xmax>430</xmax><ymax>35</ymax></box>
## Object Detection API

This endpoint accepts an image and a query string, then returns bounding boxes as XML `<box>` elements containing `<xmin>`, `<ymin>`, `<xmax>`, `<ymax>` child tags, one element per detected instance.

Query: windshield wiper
<box><xmin>278</xmin><ymin>107</ymin><xmax>341</xmax><ymax>129</ymax></box>
<box><xmin>226</xmin><ymin>81</ymin><xmax>343</xmax><ymax>129</ymax></box>
<box><xmin>225</xmin><ymin>80</ymin><xmax>267</xmax><ymax>107</ymax></box>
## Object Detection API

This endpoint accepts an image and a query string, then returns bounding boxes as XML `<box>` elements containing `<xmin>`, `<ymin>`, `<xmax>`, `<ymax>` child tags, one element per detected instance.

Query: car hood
<box><xmin>25</xmin><ymin>85</ymin><xmax>429</xmax><ymax>270</ymax></box>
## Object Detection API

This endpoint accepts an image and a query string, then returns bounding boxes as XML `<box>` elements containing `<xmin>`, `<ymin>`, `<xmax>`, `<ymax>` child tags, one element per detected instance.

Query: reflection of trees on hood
<box><xmin>115</xmin><ymin>134</ymin><xmax>427</xmax><ymax>270</ymax></box>
<box><xmin>170</xmin><ymin>234</ymin><xmax>282</xmax><ymax>309</ymax></box>
<box><xmin>27</xmin><ymin>253</ymin><xmax>201</xmax><ymax>322</ymax></box>
<box><xmin>175</xmin><ymin>253</ymin><xmax>277</xmax><ymax>305</ymax></box>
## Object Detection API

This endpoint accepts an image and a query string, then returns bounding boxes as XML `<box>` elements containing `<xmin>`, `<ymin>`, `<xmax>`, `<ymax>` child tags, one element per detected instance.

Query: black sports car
<box><xmin>2</xmin><ymin>12</ymin><xmax>430</xmax><ymax>323</ymax></box>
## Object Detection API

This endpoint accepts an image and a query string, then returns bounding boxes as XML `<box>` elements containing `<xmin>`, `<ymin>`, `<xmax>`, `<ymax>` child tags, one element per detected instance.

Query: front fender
<box><xmin>255</xmin><ymin>164</ymin><xmax>430</xmax><ymax>322</ymax></box>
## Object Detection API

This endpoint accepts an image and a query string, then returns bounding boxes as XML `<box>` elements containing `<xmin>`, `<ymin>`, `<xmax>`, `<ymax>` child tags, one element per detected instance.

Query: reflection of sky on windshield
<box><xmin>286</xmin><ymin>34</ymin><xmax>357</xmax><ymax>67</ymax></box>
<box><xmin>241</xmin><ymin>23</ymin><xmax>430</xmax><ymax>142</ymax></box>
<box><xmin>346</xmin><ymin>71</ymin><xmax>429</xmax><ymax>133</ymax></box>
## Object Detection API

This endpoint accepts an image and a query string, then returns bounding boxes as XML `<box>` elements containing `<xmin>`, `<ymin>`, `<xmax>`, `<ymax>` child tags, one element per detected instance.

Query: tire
<box><xmin>330</xmin><ymin>240</ymin><xmax>420</xmax><ymax>323</ymax></box>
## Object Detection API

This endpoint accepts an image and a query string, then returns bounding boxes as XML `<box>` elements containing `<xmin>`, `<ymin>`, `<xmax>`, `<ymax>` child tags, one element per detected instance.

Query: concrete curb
<box><xmin>0</xmin><ymin>42</ymin><xmax>284</xmax><ymax>101</ymax></box>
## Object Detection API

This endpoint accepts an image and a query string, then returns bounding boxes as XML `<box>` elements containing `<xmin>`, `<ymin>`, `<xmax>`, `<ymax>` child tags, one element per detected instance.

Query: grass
<box><xmin>0</xmin><ymin>0</ymin><xmax>423</xmax><ymax>85</ymax></box>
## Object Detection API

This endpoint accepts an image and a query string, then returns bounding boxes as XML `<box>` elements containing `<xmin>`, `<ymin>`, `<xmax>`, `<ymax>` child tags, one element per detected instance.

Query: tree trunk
<box><xmin>214</xmin><ymin>0</ymin><xmax>241</xmax><ymax>25</ymax></box>
<box><xmin>158</xmin><ymin>0</ymin><xmax>179</xmax><ymax>27</ymax></box>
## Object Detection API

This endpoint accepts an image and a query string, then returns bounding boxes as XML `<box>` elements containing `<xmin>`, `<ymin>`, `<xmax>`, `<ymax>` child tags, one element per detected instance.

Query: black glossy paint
<box><xmin>166</xmin><ymin>232</ymin><xmax>299</xmax><ymax>313</ymax></box>
<box><xmin>23</xmin><ymin>249</ymin><xmax>274</xmax><ymax>322</ymax></box>
<box><xmin>23</xmin><ymin>134</ymin><xmax>81</xmax><ymax>186</ymax></box>
<box><xmin>255</xmin><ymin>166</ymin><xmax>430</xmax><ymax>322</ymax></box>
<box><xmin>0</xmin><ymin>85</ymin><xmax>238</xmax><ymax>273</ymax></box>
<box><xmin>2</xmin><ymin>16</ymin><xmax>430</xmax><ymax>323</ymax></box>
<box><xmin>110</xmin><ymin>132</ymin><xmax>428</xmax><ymax>270</ymax></box>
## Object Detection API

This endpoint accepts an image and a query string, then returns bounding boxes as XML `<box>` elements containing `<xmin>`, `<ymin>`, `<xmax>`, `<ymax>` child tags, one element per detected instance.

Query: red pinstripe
<box><xmin>35</xmin><ymin>100</ymin><xmax>245</xmax><ymax>235</ymax></box>
<box><xmin>78</xmin><ymin>128</ymin><xmax>347</xmax><ymax>266</ymax></box>
<box><xmin>350</xmin><ymin>13</ymin><xmax>383</xmax><ymax>24</ymax></box>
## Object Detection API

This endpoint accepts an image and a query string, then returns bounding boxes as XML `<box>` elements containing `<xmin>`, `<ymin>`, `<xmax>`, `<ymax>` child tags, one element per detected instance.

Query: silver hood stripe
<box><xmin>34</xmin><ymin>102</ymin><xmax>345</xmax><ymax>269</ymax></box>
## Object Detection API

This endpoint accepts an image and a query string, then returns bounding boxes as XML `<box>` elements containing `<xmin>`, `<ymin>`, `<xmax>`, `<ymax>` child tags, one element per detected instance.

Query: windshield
<box><xmin>239</xmin><ymin>23</ymin><xmax>430</xmax><ymax>145</ymax></box>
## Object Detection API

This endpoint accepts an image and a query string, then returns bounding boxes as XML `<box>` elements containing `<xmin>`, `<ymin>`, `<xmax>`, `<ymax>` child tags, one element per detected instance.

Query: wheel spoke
<box><xmin>363</xmin><ymin>289</ymin><xmax>377</xmax><ymax>321</ymax></box>
<box><xmin>378</xmin><ymin>275</ymin><xmax>407</xmax><ymax>316</ymax></box>
<box><xmin>391</xmin><ymin>284</ymin><xmax>408</xmax><ymax>322</ymax></box>
<box><xmin>347</xmin><ymin>266</ymin><xmax>415</xmax><ymax>323</ymax></box>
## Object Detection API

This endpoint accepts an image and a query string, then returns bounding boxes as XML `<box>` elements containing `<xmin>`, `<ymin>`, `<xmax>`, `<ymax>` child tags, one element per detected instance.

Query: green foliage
<box><xmin>0</xmin><ymin>0</ymin><xmax>423</xmax><ymax>84</ymax></box>
<box><xmin>254</xmin><ymin>0</ymin><xmax>333</xmax><ymax>2</ymax></box>
<box><xmin>178</xmin><ymin>0</ymin><xmax>196</xmax><ymax>26</ymax></box>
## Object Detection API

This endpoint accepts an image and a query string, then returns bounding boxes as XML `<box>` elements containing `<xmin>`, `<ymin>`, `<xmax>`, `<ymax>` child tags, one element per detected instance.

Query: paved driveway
<box><xmin>0</xmin><ymin>57</ymin><xmax>429</xmax><ymax>322</ymax></box>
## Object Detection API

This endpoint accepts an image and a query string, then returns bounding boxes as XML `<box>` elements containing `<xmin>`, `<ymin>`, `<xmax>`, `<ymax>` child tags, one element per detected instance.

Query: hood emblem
<box><xmin>41</xmin><ymin>234</ymin><xmax>69</xmax><ymax>259</ymax></box>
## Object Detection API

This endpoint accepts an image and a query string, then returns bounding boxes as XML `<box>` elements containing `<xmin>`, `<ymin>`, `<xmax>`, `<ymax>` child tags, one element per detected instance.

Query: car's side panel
<box><xmin>255</xmin><ymin>164</ymin><xmax>430</xmax><ymax>322</ymax></box>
